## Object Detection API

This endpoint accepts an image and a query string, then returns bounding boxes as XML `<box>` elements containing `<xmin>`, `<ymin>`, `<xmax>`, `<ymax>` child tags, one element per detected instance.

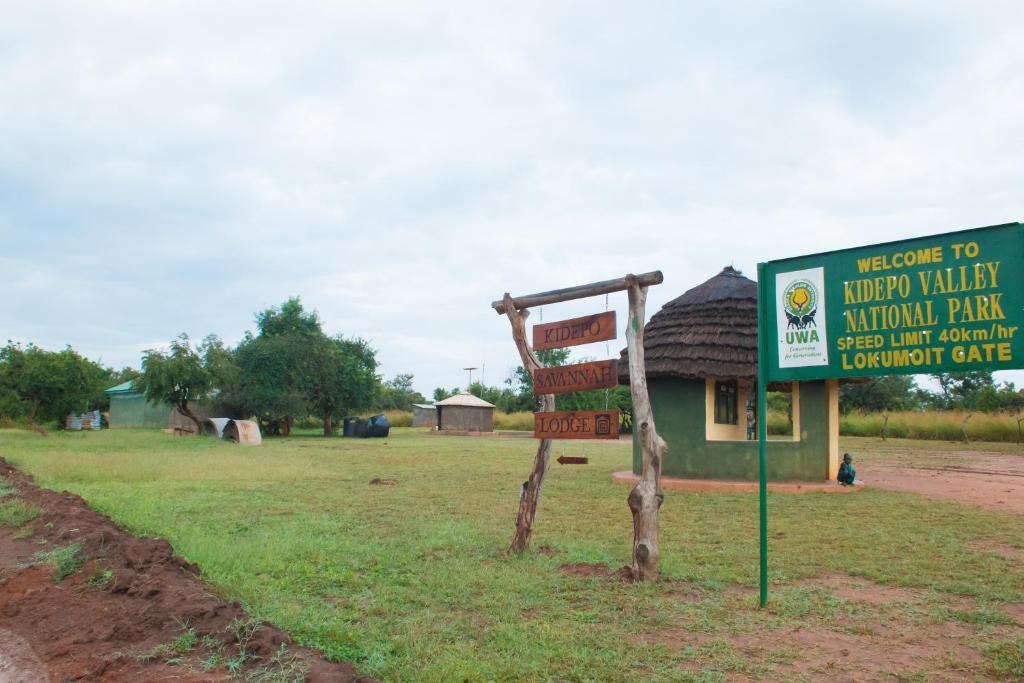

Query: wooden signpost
<box><xmin>533</xmin><ymin>359</ymin><xmax>618</xmax><ymax>395</ymax></box>
<box><xmin>493</xmin><ymin>270</ymin><xmax>666</xmax><ymax>581</ymax></box>
<box><xmin>534</xmin><ymin>410</ymin><xmax>620</xmax><ymax>440</ymax></box>
<box><xmin>532</xmin><ymin>312</ymin><xmax>617</xmax><ymax>351</ymax></box>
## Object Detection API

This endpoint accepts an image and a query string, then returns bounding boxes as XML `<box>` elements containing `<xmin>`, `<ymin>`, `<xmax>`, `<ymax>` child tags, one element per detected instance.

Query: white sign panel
<box><xmin>776</xmin><ymin>267</ymin><xmax>829</xmax><ymax>368</ymax></box>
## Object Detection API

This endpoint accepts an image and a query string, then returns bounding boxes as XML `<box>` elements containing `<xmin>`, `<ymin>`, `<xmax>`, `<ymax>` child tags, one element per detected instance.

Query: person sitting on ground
<box><xmin>837</xmin><ymin>453</ymin><xmax>856</xmax><ymax>486</ymax></box>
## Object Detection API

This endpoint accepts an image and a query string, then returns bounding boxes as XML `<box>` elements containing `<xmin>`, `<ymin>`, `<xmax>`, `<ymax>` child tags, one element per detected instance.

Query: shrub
<box><xmin>382</xmin><ymin>410</ymin><xmax>413</xmax><ymax>428</ymax></box>
<box><xmin>293</xmin><ymin>415</ymin><xmax>323</xmax><ymax>430</ymax></box>
<box><xmin>493</xmin><ymin>411</ymin><xmax>533</xmax><ymax>431</ymax></box>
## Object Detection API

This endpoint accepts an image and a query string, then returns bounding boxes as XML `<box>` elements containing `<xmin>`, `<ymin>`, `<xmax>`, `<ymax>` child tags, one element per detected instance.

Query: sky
<box><xmin>1</xmin><ymin>1</ymin><xmax>1022</xmax><ymax>396</ymax></box>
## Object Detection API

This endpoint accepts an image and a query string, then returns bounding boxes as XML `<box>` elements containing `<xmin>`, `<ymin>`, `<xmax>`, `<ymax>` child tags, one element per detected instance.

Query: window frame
<box><xmin>714</xmin><ymin>379</ymin><xmax>738</xmax><ymax>425</ymax></box>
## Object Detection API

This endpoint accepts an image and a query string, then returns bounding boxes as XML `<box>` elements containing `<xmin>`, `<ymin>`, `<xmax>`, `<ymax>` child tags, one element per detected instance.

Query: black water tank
<box><xmin>369</xmin><ymin>414</ymin><xmax>390</xmax><ymax>438</ymax></box>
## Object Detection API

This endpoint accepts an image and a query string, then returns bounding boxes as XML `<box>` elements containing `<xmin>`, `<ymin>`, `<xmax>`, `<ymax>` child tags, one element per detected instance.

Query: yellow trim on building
<box><xmin>704</xmin><ymin>378</ymin><xmax>750</xmax><ymax>441</ymax></box>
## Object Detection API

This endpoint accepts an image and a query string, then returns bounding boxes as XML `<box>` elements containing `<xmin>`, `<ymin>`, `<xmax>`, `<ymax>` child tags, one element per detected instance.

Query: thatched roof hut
<box><xmin>618</xmin><ymin>266</ymin><xmax>757</xmax><ymax>383</ymax></box>
<box><xmin>612</xmin><ymin>266</ymin><xmax>842</xmax><ymax>483</ymax></box>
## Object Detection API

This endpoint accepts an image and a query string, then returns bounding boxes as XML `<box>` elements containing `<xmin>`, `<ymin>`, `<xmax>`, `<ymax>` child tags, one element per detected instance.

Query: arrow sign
<box><xmin>557</xmin><ymin>455</ymin><xmax>588</xmax><ymax>465</ymax></box>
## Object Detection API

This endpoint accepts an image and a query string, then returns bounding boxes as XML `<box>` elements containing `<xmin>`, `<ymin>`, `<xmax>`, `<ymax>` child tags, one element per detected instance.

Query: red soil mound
<box><xmin>0</xmin><ymin>459</ymin><xmax>373</xmax><ymax>682</ymax></box>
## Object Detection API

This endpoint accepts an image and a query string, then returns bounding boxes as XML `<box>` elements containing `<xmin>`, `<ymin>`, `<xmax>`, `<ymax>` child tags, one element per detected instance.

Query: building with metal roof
<box><xmin>105</xmin><ymin>381</ymin><xmax>175</xmax><ymax>429</ymax></box>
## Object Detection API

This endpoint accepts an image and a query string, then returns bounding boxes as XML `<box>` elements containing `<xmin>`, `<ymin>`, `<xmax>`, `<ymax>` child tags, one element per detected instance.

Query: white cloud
<box><xmin>1</xmin><ymin>2</ymin><xmax>1022</xmax><ymax>393</ymax></box>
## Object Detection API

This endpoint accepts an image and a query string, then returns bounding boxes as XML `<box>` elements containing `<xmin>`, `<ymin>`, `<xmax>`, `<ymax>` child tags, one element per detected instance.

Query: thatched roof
<box><xmin>618</xmin><ymin>266</ymin><xmax>758</xmax><ymax>383</ymax></box>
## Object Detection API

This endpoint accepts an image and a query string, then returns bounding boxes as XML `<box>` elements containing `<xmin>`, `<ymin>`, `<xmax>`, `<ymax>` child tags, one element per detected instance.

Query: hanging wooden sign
<box><xmin>533</xmin><ymin>359</ymin><xmax>618</xmax><ymax>395</ymax></box>
<box><xmin>532</xmin><ymin>311</ymin><xmax>616</xmax><ymax>351</ymax></box>
<box><xmin>556</xmin><ymin>455</ymin><xmax>589</xmax><ymax>465</ymax></box>
<box><xmin>533</xmin><ymin>410</ymin><xmax>620</xmax><ymax>440</ymax></box>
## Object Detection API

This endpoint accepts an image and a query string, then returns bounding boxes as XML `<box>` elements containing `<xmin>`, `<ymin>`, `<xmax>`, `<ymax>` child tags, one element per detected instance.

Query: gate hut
<box><xmin>434</xmin><ymin>392</ymin><xmax>495</xmax><ymax>433</ymax></box>
<box><xmin>618</xmin><ymin>266</ymin><xmax>840</xmax><ymax>482</ymax></box>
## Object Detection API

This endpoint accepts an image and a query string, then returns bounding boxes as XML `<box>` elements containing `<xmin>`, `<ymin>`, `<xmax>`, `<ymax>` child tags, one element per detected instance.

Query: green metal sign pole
<box><xmin>756</xmin><ymin>262</ymin><xmax>769</xmax><ymax>608</ymax></box>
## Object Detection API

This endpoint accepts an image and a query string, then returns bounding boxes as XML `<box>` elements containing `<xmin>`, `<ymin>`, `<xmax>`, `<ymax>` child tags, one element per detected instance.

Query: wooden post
<box><xmin>624</xmin><ymin>276</ymin><xmax>668</xmax><ymax>581</ymax></box>
<box><xmin>492</xmin><ymin>271</ymin><xmax>663</xmax><ymax>314</ymax></box>
<box><xmin>502</xmin><ymin>294</ymin><xmax>555</xmax><ymax>554</ymax></box>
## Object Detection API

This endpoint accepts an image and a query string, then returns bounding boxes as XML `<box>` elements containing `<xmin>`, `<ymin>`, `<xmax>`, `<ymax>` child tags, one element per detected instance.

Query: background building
<box><xmin>435</xmin><ymin>392</ymin><xmax>495</xmax><ymax>432</ymax></box>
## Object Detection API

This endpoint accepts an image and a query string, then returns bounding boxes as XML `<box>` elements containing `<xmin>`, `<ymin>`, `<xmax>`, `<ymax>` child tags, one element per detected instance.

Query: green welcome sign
<box><xmin>752</xmin><ymin>221</ymin><xmax>1023</xmax><ymax>608</ymax></box>
<box><xmin>758</xmin><ymin>222</ymin><xmax>1024</xmax><ymax>383</ymax></box>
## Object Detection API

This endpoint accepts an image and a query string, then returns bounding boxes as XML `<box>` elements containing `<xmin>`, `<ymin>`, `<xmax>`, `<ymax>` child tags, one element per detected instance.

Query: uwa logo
<box><xmin>783</xmin><ymin>279</ymin><xmax>819</xmax><ymax>331</ymax></box>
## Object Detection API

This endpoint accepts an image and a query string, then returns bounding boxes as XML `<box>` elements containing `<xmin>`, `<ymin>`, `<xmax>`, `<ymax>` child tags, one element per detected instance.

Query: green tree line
<box><xmin>1</xmin><ymin>297</ymin><xmax>427</xmax><ymax>436</ymax></box>
<box><xmin>840</xmin><ymin>372</ymin><xmax>1024</xmax><ymax>413</ymax></box>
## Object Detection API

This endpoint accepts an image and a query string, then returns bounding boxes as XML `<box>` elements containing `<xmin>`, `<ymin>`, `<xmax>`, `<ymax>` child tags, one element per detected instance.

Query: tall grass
<box><xmin>841</xmin><ymin>410</ymin><xmax>1023</xmax><ymax>443</ymax></box>
<box><xmin>381</xmin><ymin>410</ymin><xmax>413</xmax><ymax>427</ymax></box>
<box><xmin>493</xmin><ymin>411</ymin><xmax>533</xmax><ymax>431</ymax></box>
<box><xmin>766</xmin><ymin>409</ymin><xmax>793</xmax><ymax>436</ymax></box>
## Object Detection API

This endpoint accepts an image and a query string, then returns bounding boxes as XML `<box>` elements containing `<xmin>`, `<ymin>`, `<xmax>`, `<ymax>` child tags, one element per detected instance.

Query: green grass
<box><xmin>1</xmin><ymin>428</ymin><xmax>1022</xmax><ymax>680</ymax></box>
<box><xmin>0</xmin><ymin>498</ymin><xmax>41</xmax><ymax>527</ymax></box>
<box><xmin>983</xmin><ymin>637</ymin><xmax>1024</xmax><ymax>677</ymax></box>
<box><xmin>0</xmin><ymin>476</ymin><xmax>41</xmax><ymax>527</ymax></box>
<box><xmin>30</xmin><ymin>543</ymin><xmax>83</xmax><ymax>581</ymax></box>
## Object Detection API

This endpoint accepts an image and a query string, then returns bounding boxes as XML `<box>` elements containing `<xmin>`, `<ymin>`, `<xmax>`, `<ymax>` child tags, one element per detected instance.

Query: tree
<box><xmin>840</xmin><ymin>375</ymin><xmax>921</xmax><ymax>414</ymax></box>
<box><xmin>135</xmin><ymin>335</ymin><xmax>215</xmax><ymax>434</ymax></box>
<box><xmin>234</xmin><ymin>332</ymin><xmax>312</xmax><ymax>436</ymax></box>
<box><xmin>930</xmin><ymin>371</ymin><xmax>996</xmax><ymax>410</ymax></box>
<box><xmin>433</xmin><ymin>387</ymin><xmax>460</xmax><ymax>402</ymax></box>
<box><xmin>233</xmin><ymin>298</ymin><xmax>326</xmax><ymax>436</ymax></box>
<box><xmin>467</xmin><ymin>381</ymin><xmax>503</xmax><ymax>406</ymax></box>
<box><xmin>255</xmin><ymin>297</ymin><xmax>323</xmax><ymax>337</ymax></box>
<box><xmin>310</xmin><ymin>337</ymin><xmax>379</xmax><ymax>435</ymax></box>
<box><xmin>376</xmin><ymin>373</ymin><xmax>426</xmax><ymax>411</ymax></box>
<box><xmin>0</xmin><ymin>342</ymin><xmax>108</xmax><ymax>434</ymax></box>
<box><xmin>233</xmin><ymin>298</ymin><xmax>378</xmax><ymax>436</ymax></box>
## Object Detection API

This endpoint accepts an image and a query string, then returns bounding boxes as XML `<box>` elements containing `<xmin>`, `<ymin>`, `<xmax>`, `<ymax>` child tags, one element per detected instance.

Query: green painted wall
<box><xmin>108</xmin><ymin>393</ymin><xmax>172</xmax><ymax>429</ymax></box>
<box><xmin>633</xmin><ymin>378</ymin><xmax>829</xmax><ymax>481</ymax></box>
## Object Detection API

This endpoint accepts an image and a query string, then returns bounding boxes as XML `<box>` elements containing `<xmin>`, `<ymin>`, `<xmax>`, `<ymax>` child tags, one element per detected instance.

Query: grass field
<box><xmin>1</xmin><ymin>428</ymin><xmax>1022</xmax><ymax>680</ymax></box>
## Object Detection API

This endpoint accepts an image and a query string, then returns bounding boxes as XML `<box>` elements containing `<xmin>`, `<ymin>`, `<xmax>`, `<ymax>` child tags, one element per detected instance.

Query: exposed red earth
<box><xmin>865</xmin><ymin>449</ymin><xmax>1024</xmax><ymax>514</ymax></box>
<box><xmin>0</xmin><ymin>459</ymin><xmax>373</xmax><ymax>682</ymax></box>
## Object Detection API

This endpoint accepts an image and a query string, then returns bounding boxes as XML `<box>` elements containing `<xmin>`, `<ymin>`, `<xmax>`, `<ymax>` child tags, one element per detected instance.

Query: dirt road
<box><xmin>847</xmin><ymin>437</ymin><xmax>1024</xmax><ymax>514</ymax></box>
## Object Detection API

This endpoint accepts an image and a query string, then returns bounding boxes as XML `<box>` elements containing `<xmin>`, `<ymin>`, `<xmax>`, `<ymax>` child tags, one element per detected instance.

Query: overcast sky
<box><xmin>2</xmin><ymin>1</ymin><xmax>1022</xmax><ymax>396</ymax></box>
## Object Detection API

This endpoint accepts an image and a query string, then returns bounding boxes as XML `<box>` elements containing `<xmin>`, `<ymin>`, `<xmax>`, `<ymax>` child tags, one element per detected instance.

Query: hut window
<box><xmin>714</xmin><ymin>380</ymin><xmax>738</xmax><ymax>425</ymax></box>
